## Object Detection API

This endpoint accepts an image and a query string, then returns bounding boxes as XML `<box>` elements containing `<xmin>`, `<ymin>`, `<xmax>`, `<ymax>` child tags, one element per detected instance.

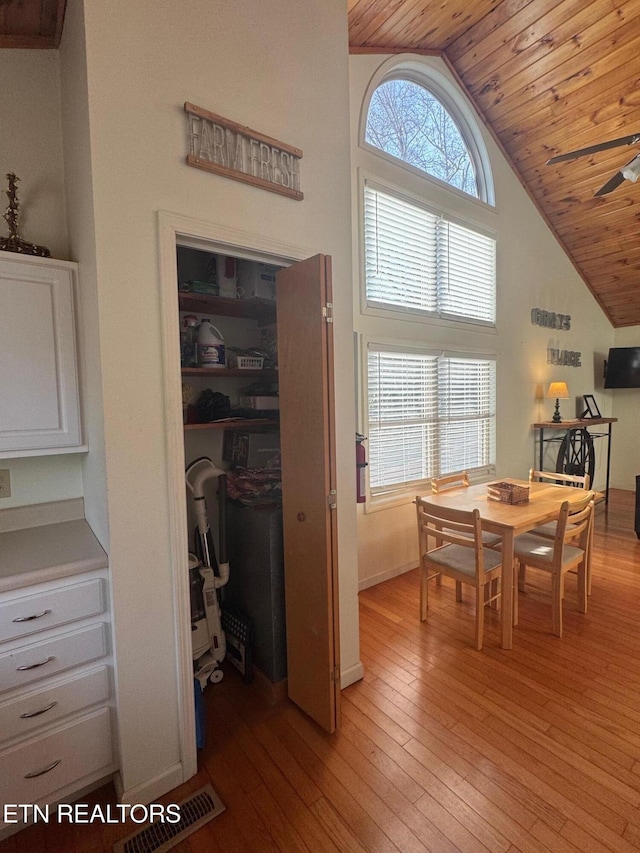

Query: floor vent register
<box><xmin>113</xmin><ymin>784</ymin><xmax>225</xmax><ymax>853</ymax></box>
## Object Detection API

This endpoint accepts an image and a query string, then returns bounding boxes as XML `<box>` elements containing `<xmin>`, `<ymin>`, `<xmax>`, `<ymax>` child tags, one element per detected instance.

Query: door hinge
<box><xmin>330</xmin><ymin>665</ymin><xmax>341</xmax><ymax>683</ymax></box>
<box><xmin>327</xmin><ymin>489</ymin><xmax>337</xmax><ymax>509</ymax></box>
<box><xmin>322</xmin><ymin>302</ymin><xmax>333</xmax><ymax>323</ymax></box>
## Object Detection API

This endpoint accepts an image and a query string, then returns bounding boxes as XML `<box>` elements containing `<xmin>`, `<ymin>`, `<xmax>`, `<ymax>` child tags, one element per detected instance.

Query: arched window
<box><xmin>366</xmin><ymin>78</ymin><xmax>478</xmax><ymax>197</ymax></box>
<box><xmin>358</xmin><ymin>61</ymin><xmax>497</xmax><ymax>497</ymax></box>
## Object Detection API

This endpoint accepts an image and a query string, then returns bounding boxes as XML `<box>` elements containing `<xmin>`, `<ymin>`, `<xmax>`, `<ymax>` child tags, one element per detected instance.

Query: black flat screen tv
<box><xmin>604</xmin><ymin>347</ymin><xmax>640</xmax><ymax>388</ymax></box>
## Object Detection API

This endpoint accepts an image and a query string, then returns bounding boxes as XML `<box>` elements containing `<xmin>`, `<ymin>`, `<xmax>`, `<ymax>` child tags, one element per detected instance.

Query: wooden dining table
<box><xmin>418</xmin><ymin>477</ymin><xmax>596</xmax><ymax>649</ymax></box>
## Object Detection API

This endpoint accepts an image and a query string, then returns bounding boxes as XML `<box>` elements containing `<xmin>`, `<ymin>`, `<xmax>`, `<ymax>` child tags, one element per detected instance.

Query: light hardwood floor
<box><xmin>3</xmin><ymin>488</ymin><xmax>640</xmax><ymax>852</ymax></box>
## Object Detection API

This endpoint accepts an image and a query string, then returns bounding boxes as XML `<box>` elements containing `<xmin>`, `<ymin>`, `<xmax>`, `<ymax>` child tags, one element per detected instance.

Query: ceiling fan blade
<box><xmin>546</xmin><ymin>132</ymin><xmax>640</xmax><ymax>165</ymax></box>
<box><xmin>594</xmin><ymin>171</ymin><xmax>626</xmax><ymax>197</ymax></box>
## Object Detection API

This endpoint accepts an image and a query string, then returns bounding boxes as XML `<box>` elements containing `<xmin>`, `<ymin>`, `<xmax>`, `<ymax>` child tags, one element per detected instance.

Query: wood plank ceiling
<box><xmin>2</xmin><ymin>1</ymin><xmax>638</xmax><ymax>325</ymax></box>
<box><xmin>0</xmin><ymin>0</ymin><xmax>65</xmax><ymax>48</ymax></box>
<box><xmin>349</xmin><ymin>0</ymin><xmax>640</xmax><ymax>327</ymax></box>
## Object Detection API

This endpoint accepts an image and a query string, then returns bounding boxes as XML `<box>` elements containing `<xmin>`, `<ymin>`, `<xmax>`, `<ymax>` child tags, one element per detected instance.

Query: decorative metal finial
<box><xmin>0</xmin><ymin>172</ymin><xmax>50</xmax><ymax>257</ymax></box>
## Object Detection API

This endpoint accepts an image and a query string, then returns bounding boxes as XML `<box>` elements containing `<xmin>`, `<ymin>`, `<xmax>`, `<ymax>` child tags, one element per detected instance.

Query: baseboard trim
<box><xmin>251</xmin><ymin>666</ymin><xmax>288</xmax><ymax>705</ymax></box>
<box><xmin>341</xmin><ymin>660</ymin><xmax>364</xmax><ymax>688</ymax></box>
<box><xmin>358</xmin><ymin>561</ymin><xmax>417</xmax><ymax>591</ymax></box>
<box><xmin>116</xmin><ymin>762</ymin><xmax>186</xmax><ymax>806</ymax></box>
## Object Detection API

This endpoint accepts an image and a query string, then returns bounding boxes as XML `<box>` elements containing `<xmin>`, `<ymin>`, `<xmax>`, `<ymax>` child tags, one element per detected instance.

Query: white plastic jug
<box><xmin>197</xmin><ymin>319</ymin><xmax>225</xmax><ymax>368</ymax></box>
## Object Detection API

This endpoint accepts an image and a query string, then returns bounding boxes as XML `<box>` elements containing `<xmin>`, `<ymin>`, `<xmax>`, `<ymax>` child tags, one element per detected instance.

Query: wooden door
<box><xmin>276</xmin><ymin>254</ymin><xmax>340</xmax><ymax>733</ymax></box>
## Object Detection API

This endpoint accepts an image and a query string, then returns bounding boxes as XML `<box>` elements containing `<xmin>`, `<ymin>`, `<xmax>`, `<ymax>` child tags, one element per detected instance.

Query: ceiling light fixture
<box><xmin>621</xmin><ymin>154</ymin><xmax>640</xmax><ymax>183</ymax></box>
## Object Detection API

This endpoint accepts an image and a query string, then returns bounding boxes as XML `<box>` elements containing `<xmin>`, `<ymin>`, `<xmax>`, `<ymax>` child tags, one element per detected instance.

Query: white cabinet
<box><xmin>0</xmin><ymin>252</ymin><xmax>85</xmax><ymax>457</ymax></box>
<box><xmin>0</xmin><ymin>666</ymin><xmax>109</xmax><ymax>742</ymax></box>
<box><xmin>0</xmin><ymin>707</ymin><xmax>112</xmax><ymax>810</ymax></box>
<box><xmin>0</xmin><ymin>623</ymin><xmax>107</xmax><ymax>693</ymax></box>
<box><xmin>0</xmin><ymin>577</ymin><xmax>103</xmax><ymax>643</ymax></box>
<box><xmin>0</xmin><ymin>570</ymin><xmax>114</xmax><ymax>831</ymax></box>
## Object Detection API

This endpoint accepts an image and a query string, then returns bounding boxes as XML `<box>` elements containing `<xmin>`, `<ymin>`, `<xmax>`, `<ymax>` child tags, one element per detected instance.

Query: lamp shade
<box><xmin>547</xmin><ymin>381</ymin><xmax>569</xmax><ymax>399</ymax></box>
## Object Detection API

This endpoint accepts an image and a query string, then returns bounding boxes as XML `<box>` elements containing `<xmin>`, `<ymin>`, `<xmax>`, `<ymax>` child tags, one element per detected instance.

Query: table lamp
<box><xmin>547</xmin><ymin>381</ymin><xmax>570</xmax><ymax>423</ymax></box>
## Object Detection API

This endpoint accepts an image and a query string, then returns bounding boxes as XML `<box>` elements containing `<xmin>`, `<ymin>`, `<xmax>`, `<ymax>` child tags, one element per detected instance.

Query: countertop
<box><xmin>0</xmin><ymin>516</ymin><xmax>108</xmax><ymax>593</ymax></box>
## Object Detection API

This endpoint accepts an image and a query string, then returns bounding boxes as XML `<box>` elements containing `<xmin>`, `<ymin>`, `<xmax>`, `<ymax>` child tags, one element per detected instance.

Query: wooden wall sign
<box><xmin>185</xmin><ymin>102</ymin><xmax>303</xmax><ymax>201</ymax></box>
<box><xmin>547</xmin><ymin>348</ymin><xmax>582</xmax><ymax>367</ymax></box>
<box><xmin>531</xmin><ymin>308</ymin><xmax>571</xmax><ymax>330</ymax></box>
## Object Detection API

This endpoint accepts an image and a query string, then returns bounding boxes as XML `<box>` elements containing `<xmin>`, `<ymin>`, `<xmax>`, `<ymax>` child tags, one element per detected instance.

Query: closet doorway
<box><xmin>158</xmin><ymin>214</ymin><xmax>340</xmax><ymax>782</ymax></box>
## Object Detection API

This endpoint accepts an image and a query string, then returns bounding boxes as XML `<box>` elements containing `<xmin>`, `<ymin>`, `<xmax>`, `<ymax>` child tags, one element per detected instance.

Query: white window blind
<box><xmin>364</xmin><ymin>184</ymin><xmax>496</xmax><ymax>324</ymax></box>
<box><xmin>368</xmin><ymin>346</ymin><xmax>496</xmax><ymax>493</ymax></box>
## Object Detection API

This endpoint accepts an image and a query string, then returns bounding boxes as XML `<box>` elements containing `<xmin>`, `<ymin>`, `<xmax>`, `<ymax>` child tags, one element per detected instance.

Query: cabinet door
<box><xmin>276</xmin><ymin>254</ymin><xmax>340</xmax><ymax>733</ymax></box>
<box><xmin>0</xmin><ymin>253</ymin><xmax>83</xmax><ymax>455</ymax></box>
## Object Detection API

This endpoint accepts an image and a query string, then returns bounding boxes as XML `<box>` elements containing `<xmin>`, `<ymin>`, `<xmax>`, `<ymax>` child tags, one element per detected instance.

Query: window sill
<box><xmin>364</xmin><ymin>469</ymin><xmax>497</xmax><ymax>514</ymax></box>
<box><xmin>364</xmin><ymin>489</ymin><xmax>419</xmax><ymax>513</ymax></box>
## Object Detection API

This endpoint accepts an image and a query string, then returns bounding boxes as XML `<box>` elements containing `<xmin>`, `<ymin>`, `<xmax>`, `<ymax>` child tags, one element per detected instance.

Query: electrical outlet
<box><xmin>0</xmin><ymin>469</ymin><xmax>11</xmax><ymax>498</ymax></box>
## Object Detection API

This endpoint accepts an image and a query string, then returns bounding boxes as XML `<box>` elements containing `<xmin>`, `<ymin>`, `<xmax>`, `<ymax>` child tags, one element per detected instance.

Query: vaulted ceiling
<box><xmin>0</xmin><ymin>0</ymin><xmax>65</xmax><ymax>48</ymax></box>
<box><xmin>2</xmin><ymin>1</ymin><xmax>639</xmax><ymax>326</ymax></box>
<box><xmin>349</xmin><ymin>0</ymin><xmax>640</xmax><ymax>328</ymax></box>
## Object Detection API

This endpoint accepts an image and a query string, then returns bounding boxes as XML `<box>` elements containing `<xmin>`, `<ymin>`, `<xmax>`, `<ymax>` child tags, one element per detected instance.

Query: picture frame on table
<box><xmin>581</xmin><ymin>394</ymin><xmax>601</xmax><ymax>418</ymax></box>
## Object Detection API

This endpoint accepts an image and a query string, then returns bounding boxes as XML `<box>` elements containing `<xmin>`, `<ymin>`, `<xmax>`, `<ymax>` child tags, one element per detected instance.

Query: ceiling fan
<box><xmin>546</xmin><ymin>131</ymin><xmax>640</xmax><ymax>196</ymax></box>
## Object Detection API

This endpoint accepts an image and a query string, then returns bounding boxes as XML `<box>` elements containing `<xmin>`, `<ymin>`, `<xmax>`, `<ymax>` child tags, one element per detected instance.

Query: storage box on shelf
<box><xmin>228</xmin><ymin>354</ymin><xmax>265</xmax><ymax>370</ymax></box>
<box><xmin>236</xmin><ymin>260</ymin><xmax>278</xmax><ymax>301</ymax></box>
<box><xmin>222</xmin><ymin>431</ymin><xmax>281</xmax><ymax>469</ymax></box>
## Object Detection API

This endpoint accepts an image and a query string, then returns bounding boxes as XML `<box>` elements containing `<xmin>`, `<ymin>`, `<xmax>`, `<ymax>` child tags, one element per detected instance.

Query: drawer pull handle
<box><xmin>16</xmin><ymin>656</ymin><xmax>55</xmax><ymax>671</ymax></box>
<box><xmin>20</xmin><ymin>701</ymin><xmax>58</xmax><ymax>719</ymax></box>
<box><xmin>24</xmin><ymin>759</ymin><xmax>61</xmax><ymax>779</ymax></box>
<box><xmin>12</xmin><ymin>609</ymin><xmax>52</xmax><ymax>623</ymax></box>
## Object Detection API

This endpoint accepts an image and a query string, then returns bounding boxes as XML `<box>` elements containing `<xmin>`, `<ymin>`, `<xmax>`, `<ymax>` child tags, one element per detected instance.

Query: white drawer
<box><xmin>0</xmin><ymin>623</ymin><xmax>106</xmax><ymax>694</ymax></box>
<box><xmin>0</xmin><ymin>666</ymin><xmax>110</xmax><ymax>744</ymax></box>
<box><xmin>0</xmin><ymin>707</ymin><xmax>112</xmax><ymax>813</ymax></box>
<box><xmin>0</xmin><ymin>579</ymin><xmax>103</xmax><ymax>644</ymax></box>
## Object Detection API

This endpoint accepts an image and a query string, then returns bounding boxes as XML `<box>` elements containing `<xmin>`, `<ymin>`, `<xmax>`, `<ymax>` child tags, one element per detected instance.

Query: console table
<box><xmin>532</xmin><ymin>418</ymin><xmax>617</xmax><ymax>504</ymax></box>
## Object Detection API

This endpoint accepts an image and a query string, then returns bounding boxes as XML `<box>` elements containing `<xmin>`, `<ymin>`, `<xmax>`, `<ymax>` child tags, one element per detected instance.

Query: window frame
<box><xmin>362</xmin><ymin>336</ymin><xmax>497</xmax><ymax>511</ymax></box>
<box><xmin>359</xmin><ymin>173</ymin><xmax>498</xmax><ymax>331</ymax></box>
<box><xmin>359</xmin><ymin>63</ymin><xmax>495</xmax><ymax>207</ymax></box>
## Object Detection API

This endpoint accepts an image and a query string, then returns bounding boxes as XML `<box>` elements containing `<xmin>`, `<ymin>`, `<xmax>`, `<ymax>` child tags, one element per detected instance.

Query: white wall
<box><xmin>0</xmin><ymin>51</ymin><xmax>85</xmax><ymax>511</ymax></box>
<box><xmin>609</xmin><ymin>325</ymin><xmax>640</xmax><ymax>490</ymax></box>
<box><xmin>59</xmin><ymin>0</ymin><xmax>109</xmax><ymax>549</ymax></box>
<box><xmin>350</xmin><ymin>54</ymin><xmax>616</xmax><ymax>589</ymax></box>
<box><xmin>0</xmin><ymin>51</ymin><xmax>68</xmax><ymax>258</ymax></box>
<box><xmin>59</xmin><ymin>0</ymin><xmax>359</xmax><ymax>802</ymax></box>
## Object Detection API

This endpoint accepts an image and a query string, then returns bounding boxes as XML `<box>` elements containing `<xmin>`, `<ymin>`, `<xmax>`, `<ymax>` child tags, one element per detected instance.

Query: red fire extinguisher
<box><xmin>356</xmin><ymin>433</ymin><xmax>368</xmax><ymax>503</ymax></box>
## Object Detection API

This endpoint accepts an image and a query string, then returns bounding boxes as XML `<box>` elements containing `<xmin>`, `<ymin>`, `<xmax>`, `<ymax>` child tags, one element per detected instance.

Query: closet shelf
<box><xmin>178</xmin><ymin>292</ymin><xmax>276</xmax><ymax>322</ymax></box>
<box><xmin>181</xmin><ymin>368</ymin><xmax>277</xmax><ymax>378</ymax></box>
<box><xmin>184</xmin><ymin>419</ymin><xmax>278</xmax><ymax>432</ymax></box>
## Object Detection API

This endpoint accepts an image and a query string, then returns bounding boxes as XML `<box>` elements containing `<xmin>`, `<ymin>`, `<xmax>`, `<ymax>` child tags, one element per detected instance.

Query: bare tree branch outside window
<box><xmin>366</xmin><ymin>80</ymin><xmax>478</xmax><ymax>197</ymax></box>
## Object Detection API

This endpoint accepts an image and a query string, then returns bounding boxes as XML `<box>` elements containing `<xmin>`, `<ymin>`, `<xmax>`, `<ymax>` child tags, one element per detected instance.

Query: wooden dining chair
<box><xmin>529</xmin><ymin>468</ymin><xmax>591</xmax><ymax>490</ymax></box>
<box><xmin>513</xmin><ymin>493</ymin><xmax>594</xmax><ymax>637</ymax></box>
<box><xmin>525</xmin><ymin>469</ymin><xmax>594</xmax><ymax>593</ymax></box>
<box><xmin>430</xmin><ymin>471</ymin><xmax>501</xmax><ymax>550</ymax></box>
<box><xmin>431</xmin><ymin>471</ymin><xmax>470</xmax><ymax>493</ymax></box>
<box><xmin>416</xmin><ymin>497</ymin><xmax>504</xmax><ymax>650</ymax></box>
<box><xmin>429</xmin><ymin>473</ymin><xmax>473</xmax><ymax>587</ymax></box>
<box><xmin>528</xmin><ymin>469</ymin><xmax>590</xmax><ymax>535</ymax></box>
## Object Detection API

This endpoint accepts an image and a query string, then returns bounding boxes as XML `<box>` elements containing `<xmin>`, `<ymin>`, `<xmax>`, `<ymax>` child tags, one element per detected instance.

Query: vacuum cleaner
<box><xmin>186</xmin><ymin>456</ymin><xmax>229</xmax><ymax>688</ymax></box>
